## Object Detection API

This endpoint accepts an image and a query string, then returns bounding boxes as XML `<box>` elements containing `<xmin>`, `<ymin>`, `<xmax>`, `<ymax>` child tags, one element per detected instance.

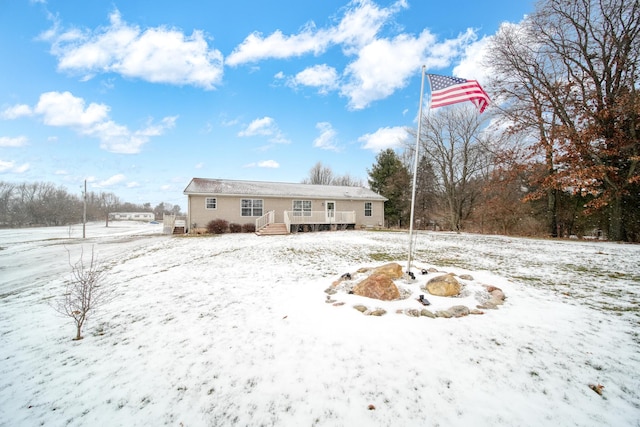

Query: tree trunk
<box><xmin>74</xmin><ymin>323</ymin><xmax>83</xmax><ymax>340</ymax></box>
<box><xmin>547</xmin><ymin>189</ymin><xmax>558</xmax><ymax>237</ymax></box>
<box><xmin>608</xmin><ymin>194</ymin><xmax>623</xmax><ymax>241</ymax></box>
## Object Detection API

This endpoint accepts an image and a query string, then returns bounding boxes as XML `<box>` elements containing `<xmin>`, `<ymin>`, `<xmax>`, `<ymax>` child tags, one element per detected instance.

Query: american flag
<box><xmin>427</xmin><ymin>74</ymin><xmax>490</xmax><ymax>113</ymax></box>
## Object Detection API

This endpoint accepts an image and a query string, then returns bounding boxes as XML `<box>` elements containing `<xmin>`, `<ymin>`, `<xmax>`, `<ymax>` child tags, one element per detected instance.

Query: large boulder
<box><xmin>372</xmin><ymin>262</ymin><xmax>404</xmax><ymax>279</ymax></box>
<box><xmin>423</xmin><ymin>274</ymin><xmax>462</xmax><ymax>297</ymax></box>
<box><xmin>353</xmin><ymin>273</ymin><xmax>400</xmax><ymax>301</ymax></box>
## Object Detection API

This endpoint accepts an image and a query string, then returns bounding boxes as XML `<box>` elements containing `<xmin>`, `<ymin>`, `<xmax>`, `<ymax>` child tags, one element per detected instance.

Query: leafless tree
<box><xmin>418</xmin><ymin>105</ymin><xmax>491</xmax><ymax>231</ymax></box>
<box><xmin>303</xmin><ymin>161</ymin><xmax>334</xmax><ymax>185</ymax></box>
<box><xmin>331</xmin><ymin>173</ymin><xmax>364</xmax><ymax>187</ymax></box>
<box><xmin>302</xmin><ymin>161</ymin><xmax>364</xmax><ymax>186</ymax></box>
<box><xmin>485</xmin><ymin>0</ymin><xmax>640</xmax><ymax>241</ymax></box>
<box><xmin>54</xmin><ymin>246</ymin><xmax>115</xmax><ymax>340</ymax></box>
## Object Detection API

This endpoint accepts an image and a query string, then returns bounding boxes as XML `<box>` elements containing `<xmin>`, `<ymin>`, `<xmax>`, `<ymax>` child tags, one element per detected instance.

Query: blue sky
<box><xmin>0</xmin><ymin>0</ymin><xmax>533</xmax><ymax>210</ymax></box>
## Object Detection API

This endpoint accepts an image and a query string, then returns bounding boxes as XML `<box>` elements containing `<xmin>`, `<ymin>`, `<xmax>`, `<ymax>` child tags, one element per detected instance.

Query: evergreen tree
<box><xmin>368</xmin><ymin>149</ymin><xmax>411</xmax><ymax>227</ymax></box>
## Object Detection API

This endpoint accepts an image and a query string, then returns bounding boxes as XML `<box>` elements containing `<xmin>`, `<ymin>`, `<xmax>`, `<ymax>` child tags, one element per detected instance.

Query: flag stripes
<box><xmin>427</xmin><ymin>74</ymin><xmax>490</xmax><ymax>113</ymax></box>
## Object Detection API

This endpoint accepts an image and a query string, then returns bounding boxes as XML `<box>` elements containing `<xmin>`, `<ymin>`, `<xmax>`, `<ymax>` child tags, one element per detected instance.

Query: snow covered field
<box><xmin>0</xmin><ymin>222</ymin><xmax>638</xmax><ymax>426</ymax></box>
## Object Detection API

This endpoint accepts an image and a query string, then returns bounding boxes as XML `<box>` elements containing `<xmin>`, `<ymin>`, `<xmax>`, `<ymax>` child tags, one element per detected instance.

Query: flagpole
<box><xmin>407</xmin><ymin>65</ymin><xmax>427</xmax><ymax>274</ymax></box>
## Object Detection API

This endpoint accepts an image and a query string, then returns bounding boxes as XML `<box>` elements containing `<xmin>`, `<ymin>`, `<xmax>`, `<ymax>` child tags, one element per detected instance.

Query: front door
<box><xmin>325</xmin><ymin>201</ymin><xmax>335</xmax><ymax>223</ymax></box>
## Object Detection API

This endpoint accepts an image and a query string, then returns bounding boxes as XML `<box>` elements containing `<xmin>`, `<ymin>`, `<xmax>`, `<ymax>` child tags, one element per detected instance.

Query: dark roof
<box><xmin>184</xmin><ymin>178</ymin><xmax>387</xmax><ymax>201</ymax></box>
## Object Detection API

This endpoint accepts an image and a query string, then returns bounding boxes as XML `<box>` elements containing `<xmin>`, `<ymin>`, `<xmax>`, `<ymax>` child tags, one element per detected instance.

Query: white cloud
<box><xmin>313</xmin><ymin>122</ymin><xmax>340</xmax><ymax>151</ymax></box>
<box><xmin>358</xmin><ymin>126</ymin><xmax>408</xmax><ymax>152</ymax></box>
<box><xmin>226</xmin><ymin>0</ymin><xmax>479</xmax><ymax>110</ymax></box>
<box><xmin>258</xmin><ymin>160</ymin><xmax>280</xmax><ymax>168</ymax></box>
<box><xmin>453</xmin><ymin>35</ymin><xmax>492</xmax><ymax>85</ymax></box>
<box><xmin>342</xmin><ymin>28</ymin><xmax>477</xmax><ymax>110</ymax></box>
<box><xmin>238</xmin><ymin>117</ymin><xmax>276</xmax><ymax>137</ymax></box>
<box><xmin>226</xmin><ymin>27</ymin><xmax>330</xmax><ymax>67</ymax></box>
<box><xmin>0</xmin><ymin>136</ymin><xmax>28</xmax><ymax>147</ymax></box>
<box><xmin>289</xmin><ymin>64</ymin><xmax>339</xmax><ymax>94</ymax></box>
<box><xmin>238</xmin><ymin>116</ymin><xmax>289</xmax><ymax>144</ymax></box>
<box><xmin>244</xmin><ymin>160</ymin><xmax>280</xmax><ymax>168</ymax></box>
<box><xmin>35</xmin><ymin>91</ymin><xmax>109</xmax><ymax>127</ymax></box>
<box><xmin>329</xmin><ymin>0</ymin><xmax>406</xmax><ymax>52</ymax></box>
<box><xmin>3</xmin><ymin>91</ymin><xmax>175</xmax><ymax>154</ymax></box>
<box><xmin>226</xmin><ymin>0</ymin><xmax>406</xmax><ymax>66</ymax></box>
<box><xmin>195</xmin><ymin>162</ymin><xmax>204</xmax><ymax>169</ymax></box>
<box><xmin>126</xmin><ymin>181</ymin><xmax>140</xmax><ymax>188</ymax></box>
<box><xmin>0</xmin><ymin>160</ymin><xmax>30</xmax><ymax>174</ymax></box>
<box><xmin>95</xmin><ymin>173</ymin><xmax>126</xmax><ymax>188</ymax></box>
<box><xmin>42</xmin><ymin>10</ymin><xmax>223</xmax><ymax>89</ymax></box>
<box><xmin>1</xmin><ymin>104</ymin><xmax>32</xmax><ymax>119</ymax></box>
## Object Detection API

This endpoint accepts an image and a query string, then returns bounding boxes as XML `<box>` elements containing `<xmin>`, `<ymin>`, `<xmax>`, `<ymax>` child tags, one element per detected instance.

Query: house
<box><xmin>109</xmin><ymin>212</ymin><xmax>155</xmax><ymax>221</ymax></box>
<box><xmin>183</xmin><ymin>178</ymin><xmax>386</xmax><ymax>235</ymax></box>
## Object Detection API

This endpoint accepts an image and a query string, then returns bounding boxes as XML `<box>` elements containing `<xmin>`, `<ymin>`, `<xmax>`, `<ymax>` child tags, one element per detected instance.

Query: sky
<box><xmin>0</xmin><ymin>0</ymin><xmax>534</xmax><ymax>210</ymax></box>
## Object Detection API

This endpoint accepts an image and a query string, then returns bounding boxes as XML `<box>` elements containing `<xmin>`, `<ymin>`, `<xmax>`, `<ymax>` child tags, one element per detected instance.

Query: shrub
<box><xmin>242</xmin><ymin>223</ymin><xmax>256</xmax><ymax>233</ymax></box>
<box><xmin>229</xmin><ymin>223</ymin><xmax>242</xmax><ymax>233</ymax></box>
<box><xmin>206</xmin><ymin>219</ymin><xmax>229</xmax><ymax>234</ymax></box>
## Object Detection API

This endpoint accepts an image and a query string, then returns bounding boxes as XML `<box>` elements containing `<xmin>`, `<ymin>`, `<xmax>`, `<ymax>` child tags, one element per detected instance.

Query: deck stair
<box><xmin>256</xmin><ymin>223</ymin><xmax>288</xmax><ymax>236</ymax></box>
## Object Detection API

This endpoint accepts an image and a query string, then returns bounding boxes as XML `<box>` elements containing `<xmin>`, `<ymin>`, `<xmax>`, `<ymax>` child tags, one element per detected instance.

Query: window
<box><xmin>292</xmin><ymin>200</ymin><xmax>312</xmax><ymax>216</ymax></box>
<box><xmin>205</xmin><ymin>197</ymin><xmax>217</xmax><ymax>209</ymax></box>
<box><xmin>241</xmin><ymin>199</ymin><xmax>263</xmax><ymax>217</ymax></box>
<box><xmin>364</xmin><ymin>202</ymin><xmax>372</xmax><ymax>217</ymax></box>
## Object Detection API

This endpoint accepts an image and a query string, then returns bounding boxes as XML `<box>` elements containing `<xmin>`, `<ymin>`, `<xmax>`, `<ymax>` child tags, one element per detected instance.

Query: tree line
<box><xmin>0</xmin><ymin>181</ymin><xmax>182</xmax><ymax>228</ymax></box>
<box><xmin>364</xmin><ymin>0</ymin><xmax>639</xmax><ymax>242</ymax></box>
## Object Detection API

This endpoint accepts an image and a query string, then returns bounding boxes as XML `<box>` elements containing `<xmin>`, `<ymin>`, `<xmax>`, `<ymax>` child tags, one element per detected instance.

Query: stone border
<box><xmin>325</xmin><ymin>267</ymin><xmax>507</xmax><ymax>319</ymax></box>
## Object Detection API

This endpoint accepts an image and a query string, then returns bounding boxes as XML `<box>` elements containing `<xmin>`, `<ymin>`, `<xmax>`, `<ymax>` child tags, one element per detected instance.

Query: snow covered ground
<box><xmin>0</xmin><ymin>222</ymin><xmax>638</xmax><ymax>426</ymax></box>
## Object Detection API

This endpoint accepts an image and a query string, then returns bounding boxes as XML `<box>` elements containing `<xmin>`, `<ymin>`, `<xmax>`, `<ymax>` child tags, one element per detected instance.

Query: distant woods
<box><xmin>0</xmin><ymin>181</ymin><xmax>182</xmax><ymax>227</ymax></box>
<box><xmin>301</xmin><ymin>162</ymin><xmax>364</xmax><ymax>187</ymax></box>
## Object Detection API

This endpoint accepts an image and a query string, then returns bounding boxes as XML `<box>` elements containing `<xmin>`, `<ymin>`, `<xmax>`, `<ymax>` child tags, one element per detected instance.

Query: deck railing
<box><xmin>257</xmin><ymin>210</ymin><xmax>355</xmax><ymax>232</ymax></box>
<box><xmin>163</xmin><ymin>214</ymin><xmax>187</xmax><ymax>234</ymax></box>
<box><xmin>285</xmin><ymin>210</ymin><xmax>356</xmax><ymax>224</ymax></box>
<box><xmin>255</xmin><ymin>210</ymin><xmax>275</xmax><ymax>231</ymax></box>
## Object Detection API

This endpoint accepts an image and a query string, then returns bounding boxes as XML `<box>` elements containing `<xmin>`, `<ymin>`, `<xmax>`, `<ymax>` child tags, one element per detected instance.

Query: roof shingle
<box><xmin>184</xmin><ymin>178</ymin><xmax>386</xmax><ymax>201</ymax></box>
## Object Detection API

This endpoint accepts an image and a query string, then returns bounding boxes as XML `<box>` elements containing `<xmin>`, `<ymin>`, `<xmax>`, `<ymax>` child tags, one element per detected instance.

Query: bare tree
<box><xmin>101</xmin><ymin>192</ymin><xmax>121</xmax><ymax>227</ymax></box>
<box><xmin>419</xmin><ymin>105</ymin><xmax>490</xmax><ymax>231</ymax></box>
<box><xmin>54</xmin><ymin>247</ymin><xmax>114</xmax><ymax>340</ymax></box>
<box><xmin>331</xmin><ymin>173</ymin><xmax>364</xmax><ymax>187</ymax></box>
<box><xmin>486</xmin><ymin>0</ymin><xmax>640</xmax><ymax>241</ymax></box>
<box><xmin>303</xmin><ymin>161</ymin><xmax>334</xmax><ymax>185</ymax></box>
<box><xmin>302</xmin><ymin>161</ymin><xmax>365</xmax><ymax>186</ymax></box>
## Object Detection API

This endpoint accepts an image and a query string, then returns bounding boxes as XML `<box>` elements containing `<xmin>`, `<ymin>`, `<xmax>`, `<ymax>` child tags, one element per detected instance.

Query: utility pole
<box><xmin>82</xmin><ymin>179</ymin><xmax>87</xmax><ymax>239</ymax></box>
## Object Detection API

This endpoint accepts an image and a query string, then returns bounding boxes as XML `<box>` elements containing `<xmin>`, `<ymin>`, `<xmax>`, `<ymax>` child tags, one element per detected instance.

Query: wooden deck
<box><xmin>255</xmin><ymin>210</ymin><xmax>356</xmax><ymax>236</ymax></box>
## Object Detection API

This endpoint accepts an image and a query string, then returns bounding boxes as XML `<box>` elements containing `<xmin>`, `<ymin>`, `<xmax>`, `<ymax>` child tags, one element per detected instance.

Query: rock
<box><xmin>477</xmin><ymin>301</ymin><xmax>497</xmax><ymax>310</ymax></box>
<box><xmin>448</xmin><ymin>305</ymin><xmax>470</xmax><ymax>318</ymax></box>
<box><xmin>423</xmin><ymin>274</ymin><xmax>462</xmax><ymax>297</ymax></box>
<box><xmin>333</xmin><ymin>302</ymin><xmax>345</xmax><ymax>307</ymax></box>
<box><xmin>353</xmin><ymin>304</ymin><xmax>368</xmax><ymax>313</ymax></box>
<box><xmin>352</xmin><ymin>273</ymin><xmax>401</xmax><ymax>301</ymax></box>
<box><xmin>427</xmin><ymin>267</ymin><xmax>439</xmax><ymax>273</ymax></box>
<box><xmin>420</xmin><ymin>309</ymin><xmax>436</xmax><ymax>318</ymax></box>
<box><xmin>484</xmin><ymin>285</ymin><xmax>502</xmax><ymax>293</ymax></box>
<box><xmin>405</xmin><ymin>308</ymin><xmax>421</xmax><ymax>317</ymax></box>
<box><xmin>324</xmin><ymin>288</ymin><xmax>337</xmax><ymax>295</ymax></box>
<box><xmin>372</xmin><ymin>262</ymin><xmax>404</xmax><ymax>279</ymax></box>
<box><xmin>435</xmin><ymin>310</ymin><xmax>452</xmax><ymax>318</ymax></box>
<box><xmin>369</xmin><ymin>309</ymin><xmax>387</xmax><ymax>316</ymax></box>
<box><xmin>458</xmin><ymin>274</ymin><xmax>474</xmax><ymax>281</ymax></box>
<box><xmin>469</xmin><ymin>309</ymin><xmax>484</xmax><ymax>315</ymax></box>
<box><xmin>490</xmin><ymin>289</ymin><xmax>506</xmax><ymax>303</ymax></box>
